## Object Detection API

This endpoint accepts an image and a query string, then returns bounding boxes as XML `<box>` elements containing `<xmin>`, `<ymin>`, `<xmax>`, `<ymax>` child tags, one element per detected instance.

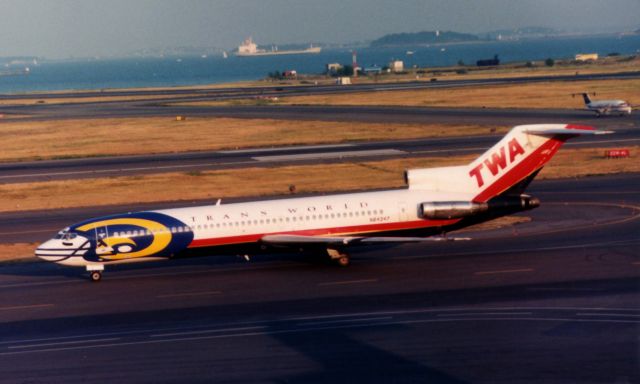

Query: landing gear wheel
<box><xmin>90</xmin><ymin>271</ymin><xmax>102</xmax><ymax>282</ymax></box>
<box><xmin>336</xmin><ymin>255</ymin><xmax>350</xmax><ymax>267</ymax></box>
<box><xmin>327</xmin><ymin>248</ymin><xmax>350</xmax><ymax>267</ymax></box>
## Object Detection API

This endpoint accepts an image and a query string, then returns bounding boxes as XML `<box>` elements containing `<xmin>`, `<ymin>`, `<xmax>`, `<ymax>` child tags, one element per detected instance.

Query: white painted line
<box><xmin>2</xmin><ymin>315</ymin><xmax>639</xmax><ymax>356</ymax></box>
<box><xmin>300</xmin><ymin>316</ymin><xmax>393</xmax><ymax>327</ymax></box>
<box><xmin>412</xmin><ymin>146</ymin><xmax>487</xmax><ymax>155</ymax></box>
<box><xmin>9</xmin><ymin>337</ymin><xmax>121</xmax><ymax>349</ymax></box>
<box><xmin>474</xmin><ymin>268</ymin><xmax>534</xmax><ymax>276</ymax></box>
<box><xmin>253</xmin><ymin>149</ymin><xmax>405</xmax><ymax>162</ymax></box>
<box><xmin>218</xmin><ymin>143</ymin><xmax>354</xmax><ymax>154</ymax></box>
<box><xmin>566</xmin><ymin>138</ymin><xmax>640</xmax><ymax>146</ymax></box>
<box><xmin>0</xmin><ymin>161</ymin><xmax>254</xmax><ymax>180</ymax></box>
<box><xmin>0</xmin><ymin>228</ymin><xmax>57</xmax><ymax>236</ymax></box>
<box><xmin>151</xmin><ymin>326</ymin><xmax>266</xmax><ymax>338</ymax></box>
<box><xmin>156</xmin><ymin>290</ymin><xmax>222</xmax><ymax>299</ymax></box>
<box><xmin>576</xmin><ymin>313</ymin><xmax>640</xmax><ymax>317</ymax></box>
<box><xmin>318</xmin><ymin>278</ymin><xmax>378</xmax><ymax>287</ymax></box>
<box><xmin>437</xmin><ymin>312</ymin><xmax>533</xmax><ymax>317</ymax></box>
<box><xmin>0</xmin><ymin>304</ymin><xmax>54</xmax><ymax>311</ymax></box>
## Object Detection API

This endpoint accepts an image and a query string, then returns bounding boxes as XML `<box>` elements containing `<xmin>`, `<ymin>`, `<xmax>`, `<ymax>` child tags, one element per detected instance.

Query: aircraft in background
<box><xmin>36</xmin><ymin>124</ymin><xmax>611</xmax><ymax>281</ymax></box>
<box><xmin>577</xmin><ymin>92</ymin><xmax>632</xmax><ymax>116</ymax></box>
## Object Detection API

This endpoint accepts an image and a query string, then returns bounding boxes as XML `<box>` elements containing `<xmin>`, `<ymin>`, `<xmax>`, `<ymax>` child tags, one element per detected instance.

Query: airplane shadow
<box><xmin>272</xmin><ymin>327</ymin><xmax>468</xmax><ymax>384</ymax></box>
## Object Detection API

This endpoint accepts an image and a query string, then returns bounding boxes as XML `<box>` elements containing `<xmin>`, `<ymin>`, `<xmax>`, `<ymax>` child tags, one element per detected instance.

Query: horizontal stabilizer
<box><xmin>524</xmin><ymin>126</ymin><xmax>613</xmax><ymax>136</ymax></box>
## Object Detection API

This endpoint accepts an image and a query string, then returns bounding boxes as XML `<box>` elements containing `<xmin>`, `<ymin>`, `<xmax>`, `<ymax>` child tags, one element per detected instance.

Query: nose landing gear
<box><xmin>86</xmin><ymin>264</ymin><xmax>105</xmax><ymax>282</ymax></box>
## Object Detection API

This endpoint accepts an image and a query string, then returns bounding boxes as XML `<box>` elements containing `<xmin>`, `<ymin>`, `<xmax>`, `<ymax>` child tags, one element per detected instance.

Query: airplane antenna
<box><xmin>216</xmin><ymin>199</ymin><xmax>222</xmax><ymax>206</ymax></box>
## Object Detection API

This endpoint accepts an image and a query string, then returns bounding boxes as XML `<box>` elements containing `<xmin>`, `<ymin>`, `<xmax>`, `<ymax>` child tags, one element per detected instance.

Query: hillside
<box><xmin>370</xmin><ymin>30</ymin><xmax>479</xmax><ymax>47</ymax></box>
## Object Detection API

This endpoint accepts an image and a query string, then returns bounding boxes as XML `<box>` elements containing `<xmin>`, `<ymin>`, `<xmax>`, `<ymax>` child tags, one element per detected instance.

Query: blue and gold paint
<box><xmin>71</xmin><ymin>212</ymin><xmax>193</xmax><ymax>262</ymax></box>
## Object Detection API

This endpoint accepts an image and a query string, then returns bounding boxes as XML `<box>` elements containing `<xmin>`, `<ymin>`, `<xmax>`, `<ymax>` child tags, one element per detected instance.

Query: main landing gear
<box><xmin>327</xmin><ymin>248</ymin><xmax>350</xmax><ymax>267</ymax></box>
<box><xmin>86</xmin><ymin>264</ymin><xmax>104</xmax><ymax>282</ymax></box>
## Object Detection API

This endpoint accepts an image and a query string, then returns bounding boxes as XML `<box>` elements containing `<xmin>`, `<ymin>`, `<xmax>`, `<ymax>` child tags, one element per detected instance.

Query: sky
<box><xmin>1</xmin><ymin>0</ymin><xmax>639</xmax><ymax>59</ymax></box>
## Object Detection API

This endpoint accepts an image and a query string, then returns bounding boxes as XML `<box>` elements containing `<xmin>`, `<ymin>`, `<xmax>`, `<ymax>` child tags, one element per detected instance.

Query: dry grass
<box><xmin>0</xmin><ymin>243</ymin><xmax>38</xmax><ymax>262</ymax></box>
<box><xmin>0</xmin><ymin>117</ymin><xmax>505</xmax><ymax>162</ymax></box>
<box><xmin>275</xmin><ymin>79</ymin><xmax>640</xmax><ymax>109</ymax></box>
<box><xmin>1</xmin><ymin>146</ymin><xmax>636</xmax><ymax>213</ymax></box>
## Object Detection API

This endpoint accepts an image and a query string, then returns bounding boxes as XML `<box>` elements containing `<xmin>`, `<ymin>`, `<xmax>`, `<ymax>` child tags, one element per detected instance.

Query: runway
<box><xmin>0</xmin><ymin>107</ymin><xmax>637</xmax><ymax>183</ymax></box>
<box><xmin>1</xmin><ymin>174</ymin><xmax>638</xmax><ymax>383</ymax></box>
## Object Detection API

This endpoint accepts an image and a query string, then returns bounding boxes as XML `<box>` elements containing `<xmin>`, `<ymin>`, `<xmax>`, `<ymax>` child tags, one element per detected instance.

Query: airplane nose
<box><xmin>35</xmin><ymin>236</ymin><xmax>91</xmax><ymax>264</ymax></box>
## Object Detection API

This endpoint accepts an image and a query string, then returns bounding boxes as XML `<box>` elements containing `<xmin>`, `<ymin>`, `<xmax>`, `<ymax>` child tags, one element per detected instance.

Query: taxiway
<box><xmin>0</xmin><ymin>174</ymin><xmax>638</xmax><ymax>383</ymax></box>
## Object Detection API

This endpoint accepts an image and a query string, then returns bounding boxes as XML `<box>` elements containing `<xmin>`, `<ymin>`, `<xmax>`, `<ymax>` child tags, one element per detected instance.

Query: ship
<box><xmin>235</xmin><ymin>37</ymin><xmax>321</xmax><ymax>56</ymax></box>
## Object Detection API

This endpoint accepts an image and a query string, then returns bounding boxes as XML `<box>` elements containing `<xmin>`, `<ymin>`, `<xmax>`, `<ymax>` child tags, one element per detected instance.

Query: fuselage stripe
<box><xmin>187</xmin><ymin>218</ymin><xmax>459</xmax><ymax>248</ymax></box>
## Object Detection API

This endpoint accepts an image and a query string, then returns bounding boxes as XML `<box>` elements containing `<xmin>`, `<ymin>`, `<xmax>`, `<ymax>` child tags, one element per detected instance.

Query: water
<box><xmin>1</xmin><ymin>34</ymin><xmax>638</xmax><ymax>94</ymax></box>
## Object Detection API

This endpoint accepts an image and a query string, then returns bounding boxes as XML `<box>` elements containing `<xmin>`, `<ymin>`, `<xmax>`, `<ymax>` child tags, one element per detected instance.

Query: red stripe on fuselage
<box><xmin>188</xmin><ymin>218</ymin><xmax>459</xmax><ymax>248</ymax></box>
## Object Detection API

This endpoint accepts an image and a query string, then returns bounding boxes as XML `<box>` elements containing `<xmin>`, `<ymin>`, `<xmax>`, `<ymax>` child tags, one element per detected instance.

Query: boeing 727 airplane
<box><xmin>36</xmin><ymin>124</ymin><xmax>611</xmax><ymax>281</ymax></box>
<box><xmin>578</xmin><ymin>93</ymin><xmax>632</xmax><ymax>116</ymax></box>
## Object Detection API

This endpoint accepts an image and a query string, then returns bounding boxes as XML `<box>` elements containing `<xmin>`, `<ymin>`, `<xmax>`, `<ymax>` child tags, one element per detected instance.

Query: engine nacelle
<box><xmin>419</xmin><ymin>201</ymin><xmax>489</xmax><ymax>220</ymax></box>
<box><xmin>419</xmin><ymin>195</ymin><xmax>540</xmax><ymax>220</ymax></box>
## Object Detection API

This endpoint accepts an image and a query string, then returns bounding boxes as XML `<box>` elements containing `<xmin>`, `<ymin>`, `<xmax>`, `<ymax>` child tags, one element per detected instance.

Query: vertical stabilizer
<box><xmin>406</xmin><ymin>124</ymin><xmax>611</xmax><ymax>202</ymax></box>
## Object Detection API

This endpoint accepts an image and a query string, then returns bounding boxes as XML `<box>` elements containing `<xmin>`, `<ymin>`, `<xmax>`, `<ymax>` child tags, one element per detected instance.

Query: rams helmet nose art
<box><xmin>72</xmin><ymin>212</ymin><xmax>194</xmax><ymax>261</ymax></box>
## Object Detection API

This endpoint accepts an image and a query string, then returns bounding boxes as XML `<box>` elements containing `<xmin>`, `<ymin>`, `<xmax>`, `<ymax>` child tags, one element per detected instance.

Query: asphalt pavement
<box><xmin>0</xmin><ymin>174</ymin><xmax>638</xmax><ymax>383</ymax></box>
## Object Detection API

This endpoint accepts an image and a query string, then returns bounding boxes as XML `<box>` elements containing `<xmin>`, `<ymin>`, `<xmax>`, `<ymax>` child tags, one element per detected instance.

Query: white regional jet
<box><xmin>579</xmin><ymin>93</ymin><xmax>632</xmax><ymax>116</ymax></box>
<box><xmin>36</xmin><ymin>124</ymin><xmax>610</xmax><ymax>281</ymax></box>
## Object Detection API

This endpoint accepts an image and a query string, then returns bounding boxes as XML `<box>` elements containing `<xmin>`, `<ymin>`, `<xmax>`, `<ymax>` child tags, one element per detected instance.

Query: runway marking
<box><xmin>474</xmin><ymin>268</ymin><xmax>534</xmax><ymax>276</ymax></box>
<box><xmin>412</xmin><ymin>146</ymin><xmax>488</xmax><ymax>155</ymax></box>
<box><xmin>156</xmin><ymin>290</ymin><xmax>222</xmax><ymax>299</ymax></box>
<box><xmin>252</xmin><ymin>149</ymin><xmax>405</xmax><ymax>162</ymax></box>
<box><xmin>218</xmin><ymin>143</ymin><xmax>354</xmax><ymax>154</ymax></box>
<box><xmin>437</xmin><ymin>312</ymin><xmax>532</xmax><ymax>317</ymax></box>
<box><xmin>318</xmin><ymin>278</ymin><xmax>378</xmax><ymax>286</ymax></box>
<box><xmin>0</xmin><ymin>228</ymin><xmax>57</xmax><ymax>235</ymax></box>
<box><xmin>3</xmin><ymin>316</ymin><xmax>638</xmax><ymax>356</ymax></box>
<box><xmin>576</xmin><ymin>313</ymin><xmax>640</xmax><ymax>318</ymax></box>
<box><xmin>398</xmin><ymin>239</ymin><xmax>640</xmax><ymax>264</ymax></box>
<box><xmin>9</xmin><ymin>337</ymin><xmax>121</xmax><ymax>350</ymax></box>
<box><xmin>2</xmin><ymin>306</ymin><xmax>639</xmax><ymax>355</ymax></box>
<box><xmin>0</xmin><ymin>303</ymin><xmax>54</xmax><ymax>311</ymax></box>
<box><xmin>299</xmin><ymin>316</ymin><xmax>393</xmax><ymax>327</ymax></box>
<box><xmin>150</xmin><ymin>326</ymin><xmax>266</xmax><ymax>338</ymax></box>
<box><xmin>566</xmin><ymin>138</ymin><xmax>640</xmax><ymax>147</ymax></box>
<box><xmin>0</xmin><ymin>160</ymin><xmax>255</xmax><ymax>180</ymax></box>
<box><xmin>527</xmin><ymin>287</ymin><xmax>601</xmax><ymax>292</ymax></box>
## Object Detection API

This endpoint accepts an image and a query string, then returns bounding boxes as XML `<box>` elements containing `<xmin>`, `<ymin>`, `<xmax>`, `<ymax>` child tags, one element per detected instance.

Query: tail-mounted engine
<box><xmin>419</xmin><ymin>195</ymin><xmax>539</xmax><ymax>220</ymax></box>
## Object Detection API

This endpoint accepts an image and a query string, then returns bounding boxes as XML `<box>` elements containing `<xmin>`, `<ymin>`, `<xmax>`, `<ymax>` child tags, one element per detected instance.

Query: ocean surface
<box><xmin>1</xmin><ymin>34</ymin><xmax>638</xmax><ymax>94</ymax></box>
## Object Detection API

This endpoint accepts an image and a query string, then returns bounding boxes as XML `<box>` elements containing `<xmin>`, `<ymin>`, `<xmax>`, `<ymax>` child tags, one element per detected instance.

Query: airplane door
<box><xmin>398</xmin><ymin>202</ymin><xmax>408</xmax><ymax>222</ymax></box>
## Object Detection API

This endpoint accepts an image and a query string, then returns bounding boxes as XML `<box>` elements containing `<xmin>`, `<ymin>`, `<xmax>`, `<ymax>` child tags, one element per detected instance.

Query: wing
<box><xmin>261</xmin><ymin>234</ymin><xmax>469</xmax><ymax>247</ymax></box>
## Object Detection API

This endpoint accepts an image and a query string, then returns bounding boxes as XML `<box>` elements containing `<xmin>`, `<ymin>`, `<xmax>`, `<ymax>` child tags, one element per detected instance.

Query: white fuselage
<box><xmin>36</xmin><ymin>188</ymin><xmax>468</xmax><ymax>267</ymax></box>
<box><xmin>162</xmin><ymin>189</ymin><xmax>468</xmax><ymax>245</ymax></box>
<box><xmin>587</xmin><ymin>100</ymin><xmax>632</xmax><ymax>115</ymax></box>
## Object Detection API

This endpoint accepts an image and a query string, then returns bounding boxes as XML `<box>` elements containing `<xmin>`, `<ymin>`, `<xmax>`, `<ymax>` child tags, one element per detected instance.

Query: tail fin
<box><xmin>406</xmin><ymin>124</ymin><xmax>612</xmax><ymax>202</ymax></box>
<box><xmin>581</xmin><ymin>93</ymin><xmax>592</xmax><ymax>105</ymax></box>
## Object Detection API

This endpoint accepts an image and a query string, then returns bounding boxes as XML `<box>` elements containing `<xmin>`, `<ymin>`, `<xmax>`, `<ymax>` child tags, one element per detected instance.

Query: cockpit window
<box><xmin>54</xmin><ymin>229</ymin><xmax>77</xmax><ymax>240</ymax></box>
